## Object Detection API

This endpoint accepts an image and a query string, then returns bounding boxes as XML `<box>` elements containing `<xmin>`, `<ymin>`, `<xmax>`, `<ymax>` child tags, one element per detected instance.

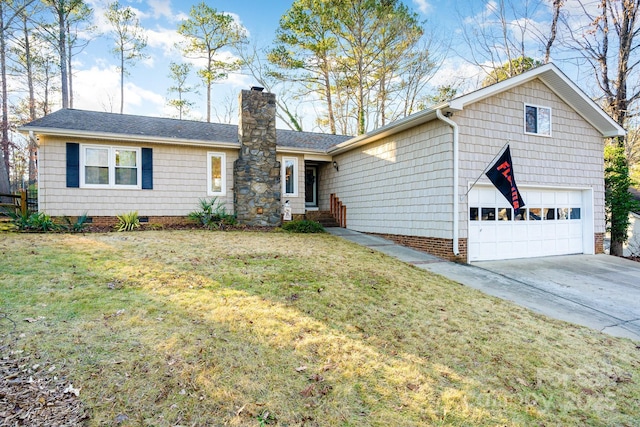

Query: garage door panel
<box><xmin>468</xmin><ymin>187</ymin><xmax>586</xmax><ymax>261</ymax></box>
<box><xmin>478</xmin><ymin>188</ymin><xmax>498</xmax><ymax>204</ymax></box>
<box><xmin>542</xmin><ymin>225</ymin><xmax>557</xmax><ymax>239</ymax></box>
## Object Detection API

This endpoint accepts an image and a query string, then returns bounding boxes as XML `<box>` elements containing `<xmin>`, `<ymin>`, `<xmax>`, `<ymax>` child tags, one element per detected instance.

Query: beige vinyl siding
<box><xmin>38</xmin><ymin>136</ymin><xmax>237</xmax><ymax>216</ymax></box>
<box><xmin>456</xmin><ymin>78</ymin><xmax>605</xmax><ymax>237</ymax></box>
<box><xmin>320</xmin><ymin>120</ymin><xmax>454</xmax><ymax>238</ymax></box>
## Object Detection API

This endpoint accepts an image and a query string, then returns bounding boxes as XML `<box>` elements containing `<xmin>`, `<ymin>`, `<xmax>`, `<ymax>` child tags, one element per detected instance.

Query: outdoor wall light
<box><xmin>332</xmin><ymin>161</ymin><xmax>339</xmax><ymax>171</ymax></box>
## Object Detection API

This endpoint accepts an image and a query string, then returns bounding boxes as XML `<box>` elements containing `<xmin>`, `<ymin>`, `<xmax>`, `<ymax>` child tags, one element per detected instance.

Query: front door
<box><xmin>305</xmin><ymin>166</ymin><xmax>318</xmax><ymax>208</ymax></box>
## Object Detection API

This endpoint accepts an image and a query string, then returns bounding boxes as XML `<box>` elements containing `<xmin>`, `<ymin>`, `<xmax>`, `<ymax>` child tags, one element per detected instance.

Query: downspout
<box><xmin>30</xmin><ymin>131</ymin><xmax>40</xmax><ymax>214</ymax></box>
<box><xmin>436</xmin><ymin>109</ymin><xmax>460</xmax><ymax>256</ymax></box>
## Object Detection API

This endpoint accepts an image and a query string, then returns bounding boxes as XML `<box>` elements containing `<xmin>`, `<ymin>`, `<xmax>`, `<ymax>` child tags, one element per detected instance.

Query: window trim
<box><xmin>282</xmin><ymin>157</ymin><xmax>298</xmax><ymax>197</ymax></box>
<box><xmin>207</xmin><ymin>152</ymin><xmax>227</xmax><ymax>196</ymax></box>
<box><xmin>524</xmin><ymin>104</ymin><xmax>552</xmax><ymax>137</ymax></box>
<box><xmin>80</xmin><ymin>144</ymin><xmax>141</xmax><ymax>189</ymax></box>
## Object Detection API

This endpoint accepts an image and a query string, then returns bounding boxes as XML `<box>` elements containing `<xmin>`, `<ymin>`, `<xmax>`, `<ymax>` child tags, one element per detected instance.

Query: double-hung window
<box><xmin>282</xmin><ymin>157</ymin><xmax>298</xmax><ymax>197</ymax></box>
<box><xmin>207</xmin><ymin>152</ymin><xmax>226</xmax><ymax>195</ymax></box>
<box><xmin>524</xmin><ymin>104</ymin><xmax>551</xmax><ymax>136</ymax></box>
<box><xmin>81</xmin><ymin>145</ymin><xmax>141</xmax><ymax>189</ymax></box>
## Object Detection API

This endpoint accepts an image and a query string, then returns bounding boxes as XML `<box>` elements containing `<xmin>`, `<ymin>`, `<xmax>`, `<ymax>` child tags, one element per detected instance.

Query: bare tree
<box><xmin>66</xmin><ymin>2</ymin><xmax>93</xmax><ymax>109</ymax></box>
<box><xmin>166</xmin><ymin>61</ymin><xmax>197</xmax><ymax>120</ymax></box>
<box><xmin>240</xmin><ymin>42</ymin><xmax>304</xmax><ymax>131</ymax></box>
<box><xmin>177</xmin><ymin>2</ymin><xmax>247</xmax><ymax>123</ymax></box>
<box><xmin>563</xmin><ymin>0</ymin><xmax>640</xmax><ymax>256</ymax></box>
<box><xmin>105</xmin><ymin>1</ymin><xmax>147</xmax><ymax>114</ymax></box>
<box><xmin>1</xmin><ymin>0</ymin><xmax>35</xmax><ymax>196</ymax></box>
<box><xmin>211</xmin><ymin>93</ymin><xmax>236</xmax><ymax>124</ymax></box>
<box><xmin>458</xmin><ymin>0</ymin><xmax>557</xmax><ymax>84</ymax></box>
<box><xmin>544</xmin><ymin>0</ymin><xmax>565</xmax><ymax>63</ymax></box>
<box><xmin>42</xmin><ymin>0</ymin><xmax>85</xmax><ymax>109</ymax></box>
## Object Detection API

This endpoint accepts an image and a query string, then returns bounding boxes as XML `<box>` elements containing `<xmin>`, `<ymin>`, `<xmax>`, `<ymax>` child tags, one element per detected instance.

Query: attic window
<box><xmin>524</xmin><ymin>104</ymin><xmax>551</xmax><ymax>136</ymax></box>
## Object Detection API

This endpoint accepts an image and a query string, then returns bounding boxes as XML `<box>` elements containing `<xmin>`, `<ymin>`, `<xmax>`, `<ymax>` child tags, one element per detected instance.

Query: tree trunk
<box><xmin>120</xmin><ymin>51</ymin><xmax>124</xmax><ymax>114</ymax></box>
<box><xmin>67</xmin><ymin>20</ymin><xmax>73</xmax><ymax>109</ymax></box>
<box><xmin>23</xmin><ymin>13</ymin><xmax>38</xmax><ymax>185</ymax></box>
<box><xmin>206</xmin><ymin>80</ymin><xmax>211</xmax><ymax>123</ymax></box>
<box><xmin>323</xmin><ymin>64</ymin><xmax>336</xmax><ymax>134</ymax></box>
<box><xmin>544</xmin><ymin>0</ymin><xmax>563</xmax><ymax>63</ymax></box>
<box><xmin>610</xmin><ymin>239</ymin><xmax>624</xmax><ymax>256</ymax></box>
<box><xmin>58</xmin><ymin>6</ymin><xmax>69</xmax><ymax>109</ymax></box>
<box><xmin>0</xmin><ymin>3</ymin><xmax>12</xmax><ymax>196</ymax></box>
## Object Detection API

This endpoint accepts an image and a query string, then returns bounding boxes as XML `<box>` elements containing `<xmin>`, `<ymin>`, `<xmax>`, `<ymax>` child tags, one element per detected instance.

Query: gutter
<box><xmin>18</xmin><ymin>127</ymin><xmax>241</xmax><ymax>149</ymax></box>
<box><xmin>436</xmin><ymin>109</ymin><xmax>460</xmax><ymax>257</ymax></box>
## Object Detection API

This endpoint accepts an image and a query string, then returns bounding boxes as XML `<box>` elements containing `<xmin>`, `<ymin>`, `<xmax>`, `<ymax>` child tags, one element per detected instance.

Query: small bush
<box><xmin>5</xmin><ymin>211</ymin><xmax>59</xmax><ymax>232</ymax></box>
<box><xmin>281</xmin><ymin>219</ymin><xmax>325</xmax><ymax>233</ymax></box>
<box><xmin>188</xmin><ymin>198</ymin><xmax>236</xmax><ymax>230</ymax></box>
<box><xmin>5</xmin><ymin>210</ymin><xmax>31</xmax><ymax>231</ymax></box>
<box><xmin>116</xmin><ymin>211</ymin><xmax>140</xmax><ymax>232</ymax></box>
<box><xmin>61</xmin><ymin>213</ymin><xmax>90</xmax><ymax>232</ymax></box>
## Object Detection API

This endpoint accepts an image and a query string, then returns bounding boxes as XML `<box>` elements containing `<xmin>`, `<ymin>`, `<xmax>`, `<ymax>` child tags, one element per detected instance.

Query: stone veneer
<box><xmin>233</xmin><ymin>89</ymin><xmax>281</xmax><ymax>226</ymax></box>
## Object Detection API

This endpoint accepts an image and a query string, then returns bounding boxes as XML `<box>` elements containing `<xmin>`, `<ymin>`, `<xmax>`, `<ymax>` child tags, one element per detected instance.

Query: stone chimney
<box><xmin>233</xmin><ymin>88</ymin><xmax>281</xmax><ymax>226</ymax></box>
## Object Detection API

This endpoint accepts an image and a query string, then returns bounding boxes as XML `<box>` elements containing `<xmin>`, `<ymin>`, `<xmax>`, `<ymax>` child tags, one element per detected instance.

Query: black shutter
<box><xmin>66</xmin><ymin>143</ymin><xmax>80</xmax><ymax>188</ymax></box>
<box><xmin>141</xmin><ymin>148</ymin><xmax>153</xmax><ymax>189</ymax></box>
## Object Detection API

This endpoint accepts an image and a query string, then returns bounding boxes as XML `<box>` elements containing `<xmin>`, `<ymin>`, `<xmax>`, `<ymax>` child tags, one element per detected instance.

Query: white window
<box><xmin>81</xmin><ymin>145</ymin><xmax>141</xmax><ymax>189</ymax></box>
<box><xmin>524</xmin><ymin>104</ymin><xmax>551</xmax><ymax>136</ymax></box>
<box><xmin>282</xmin><ymin>157</ymin><xmax>298</xmax><ymax>196</ymax></box>
<box><xmin>207</xmin><ymin>152</ymin><xmax>226</xmax><ymax>196</ymax></box>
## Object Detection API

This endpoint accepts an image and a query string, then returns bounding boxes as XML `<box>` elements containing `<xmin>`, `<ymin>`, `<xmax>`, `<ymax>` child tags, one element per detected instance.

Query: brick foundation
<box><xmin>57</xmin><ymin>216</ymin><xmax>192</xmax><ymax>228</ymax></box>
<box><xmin>369</xmin><ymin>233</ymin><xmax>468</xmax><ymax>262</ymax></box>
<box><xmin>595</xmin><ymin>232</ymin><xmax>605</xmax><ymax>254</ymax></box>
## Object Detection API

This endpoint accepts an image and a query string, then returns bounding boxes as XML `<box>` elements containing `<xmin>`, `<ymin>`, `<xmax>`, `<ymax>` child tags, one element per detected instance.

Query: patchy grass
<box><xmin>0</xmin><ymin>231</ymin><xmax>638</xmax><ymax>426</ymax></box>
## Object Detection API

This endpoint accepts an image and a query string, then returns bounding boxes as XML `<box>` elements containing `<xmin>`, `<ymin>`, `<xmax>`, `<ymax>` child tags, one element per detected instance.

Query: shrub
<box><xmin>30</xmin><ymin>212</ymin><xmax>59</xmax><ymax>232</ymax></box>
<box><xmin>5</xmin><ymin>211</ymin><xmax>60</xmax><ymax>232</ymax></box>
<box><xmin>5</xmin><ymin>210</ymin><xmax>31</xmax><ymax>231</ymax></box>
<box><xmin>116</xmin><ymin>211</ymin><xmax>140</xmax><ymax>232</ymax></box>
<box><xmin>281</xmin><ymin>219</ymin><xmax>325</xmax><ymax>233</ymax></box>
<box><xmin>61</xmin><ymin>213</ymin><xmax>90</xmax><ymax>232</ymax></box>
<box><xmin>188</xmin><ymin>198</ymin><xmax>236</xmax><ymax>230</ymax></box>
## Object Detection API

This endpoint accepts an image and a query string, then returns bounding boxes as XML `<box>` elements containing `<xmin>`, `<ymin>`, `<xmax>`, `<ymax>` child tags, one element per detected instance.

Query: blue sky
<box><xmin>67</xmin><ymin>0</ymin><xmax>573</xmax><ymax>130</ymax></box>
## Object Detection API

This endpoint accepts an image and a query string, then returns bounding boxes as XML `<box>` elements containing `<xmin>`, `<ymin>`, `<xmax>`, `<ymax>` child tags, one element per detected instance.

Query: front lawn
<box><xmin>0</xmin><ymin>231</ymin><xmax>638</xmax><ymax>426</ymax></box>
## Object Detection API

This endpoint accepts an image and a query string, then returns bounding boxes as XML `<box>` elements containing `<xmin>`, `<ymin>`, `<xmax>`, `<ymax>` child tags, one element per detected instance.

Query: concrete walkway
<box><xmin>327</xmin><ymin>227</ymin><xmax>640</xmax><ymax>341</ymax></box>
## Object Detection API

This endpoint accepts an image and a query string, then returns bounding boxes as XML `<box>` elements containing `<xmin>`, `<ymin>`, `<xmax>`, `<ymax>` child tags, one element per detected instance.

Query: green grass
<box><xmin>1</xmin><ymin>231</ymin><xmax>638</xmax><ymax>426</ymax></box>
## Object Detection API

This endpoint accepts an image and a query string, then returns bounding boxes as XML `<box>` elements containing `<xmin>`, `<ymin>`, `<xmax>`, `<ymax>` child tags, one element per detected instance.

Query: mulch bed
<box><xmin>1</xmin><ymin>315</ymin><xmax>88</xmax><ymax>426</ymax></box>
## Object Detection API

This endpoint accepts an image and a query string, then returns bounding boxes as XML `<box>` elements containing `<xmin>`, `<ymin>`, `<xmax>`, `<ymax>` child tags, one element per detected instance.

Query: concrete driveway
<box><xmin>423</xmin><ymin>255</ymin><xmax>640</xmax><ymax>341</ymax></box>
<box><xmin>327</xmin><ymin>228</ymin><xmax>640</xmax><ymax>341</ymax></box>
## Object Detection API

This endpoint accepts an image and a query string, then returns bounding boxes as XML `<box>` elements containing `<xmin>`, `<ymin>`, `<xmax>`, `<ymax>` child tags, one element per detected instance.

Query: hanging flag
<box><xmin>485</xmin><ymin>145</ymin><xmax>525</xmax><ymax>215</ymax></box>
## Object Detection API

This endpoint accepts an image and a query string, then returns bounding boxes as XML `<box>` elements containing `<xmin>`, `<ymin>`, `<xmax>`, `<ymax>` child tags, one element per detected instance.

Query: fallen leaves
<box><xmin>0</xmin><ymin>345</ymin><xmax>87</xmax><ymax>425</ymax></box>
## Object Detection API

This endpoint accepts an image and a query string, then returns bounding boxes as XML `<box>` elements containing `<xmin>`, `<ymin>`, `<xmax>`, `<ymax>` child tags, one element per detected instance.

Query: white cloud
<box><xmin>72</xmin><ymin>65</ymin><xmax>165</xmax><ymax>115</ymax></box>
<box><xmin>428</xmin><ymin>58</ymin><xmax>484</xmax><ymax>93</ymax></box>
<box><xmin>147</xmin><ymin>0</ymin><xmax>173</xmax><ymax>20</ymax></box>
<box><xmin>145</xmin><ymin>27</ymin><xmax>182</xmax><ymax>54</ymax></box>
<box><xmin>413</xmin><ymin>0</ymin><xmax>432</xmax><ymax>15</ymax></box>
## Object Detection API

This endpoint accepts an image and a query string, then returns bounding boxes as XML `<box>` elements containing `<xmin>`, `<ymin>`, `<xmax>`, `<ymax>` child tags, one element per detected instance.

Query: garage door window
<box><xmin>558</xmin><ymin>208</ymin><xmax>581</xmax><ymax>220</ymax></box>
<box><xmin>471</xmin><ymin>206</ymin><xmax>581</xmax><ymax>221</ymax></box>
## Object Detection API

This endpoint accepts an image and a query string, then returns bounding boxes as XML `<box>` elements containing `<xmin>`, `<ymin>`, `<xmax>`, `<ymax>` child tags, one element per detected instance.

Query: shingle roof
<box><xmin>20</xmin><ymin>109</ymin><xmax>352</xmax><ymax>152</ymax></box>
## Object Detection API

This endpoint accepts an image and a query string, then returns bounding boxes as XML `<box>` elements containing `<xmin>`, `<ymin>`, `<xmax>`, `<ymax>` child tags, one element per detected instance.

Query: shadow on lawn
<box><xmin>3</xmin><ymin>232</ymin><xmax>638</xmax><ymax>427</ymax></box>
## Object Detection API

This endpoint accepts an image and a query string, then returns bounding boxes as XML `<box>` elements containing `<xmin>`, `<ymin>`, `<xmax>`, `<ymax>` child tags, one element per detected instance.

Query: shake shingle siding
<box><xmin>456</xmin><ymin>79</ymin><xmax>605</xmax><ymax>237</ymax></box>
<box><xmin>320</xmin><ymin>120</ymin><xmax>453</xmax><ymax>238</ymax></box>
<box><xmin>38</xmin><ymin>136</ymin><xmax>237</xmax><ymax>216</ymax></box>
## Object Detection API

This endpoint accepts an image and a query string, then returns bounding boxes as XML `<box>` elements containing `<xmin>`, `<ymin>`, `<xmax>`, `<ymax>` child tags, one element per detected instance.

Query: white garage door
<box><xmin>468</xmin><ymin>187</ymin><xmax>588</xmax><ymax>261</ymax></box>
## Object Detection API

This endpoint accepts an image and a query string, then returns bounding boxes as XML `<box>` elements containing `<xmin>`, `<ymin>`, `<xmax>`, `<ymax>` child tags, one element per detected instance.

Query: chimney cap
<box><xmin>250</xmin><ymin>86</ymin><xmax>265</xmax><ymax>92</ymax></box>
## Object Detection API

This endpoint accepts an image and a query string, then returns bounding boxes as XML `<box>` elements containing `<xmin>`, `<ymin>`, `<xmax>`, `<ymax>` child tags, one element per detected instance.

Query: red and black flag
<box><xmin>485</xmin><ymin>145</ymin><xmax>525</xmax><ymax>215</ymax></box>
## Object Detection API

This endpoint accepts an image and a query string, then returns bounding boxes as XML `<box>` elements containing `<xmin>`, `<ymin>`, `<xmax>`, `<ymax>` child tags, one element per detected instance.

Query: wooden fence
<box><xmin>0</xmin><ymin>191</ymin><xmax>28</xmax><ymax>216</ymax></box>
